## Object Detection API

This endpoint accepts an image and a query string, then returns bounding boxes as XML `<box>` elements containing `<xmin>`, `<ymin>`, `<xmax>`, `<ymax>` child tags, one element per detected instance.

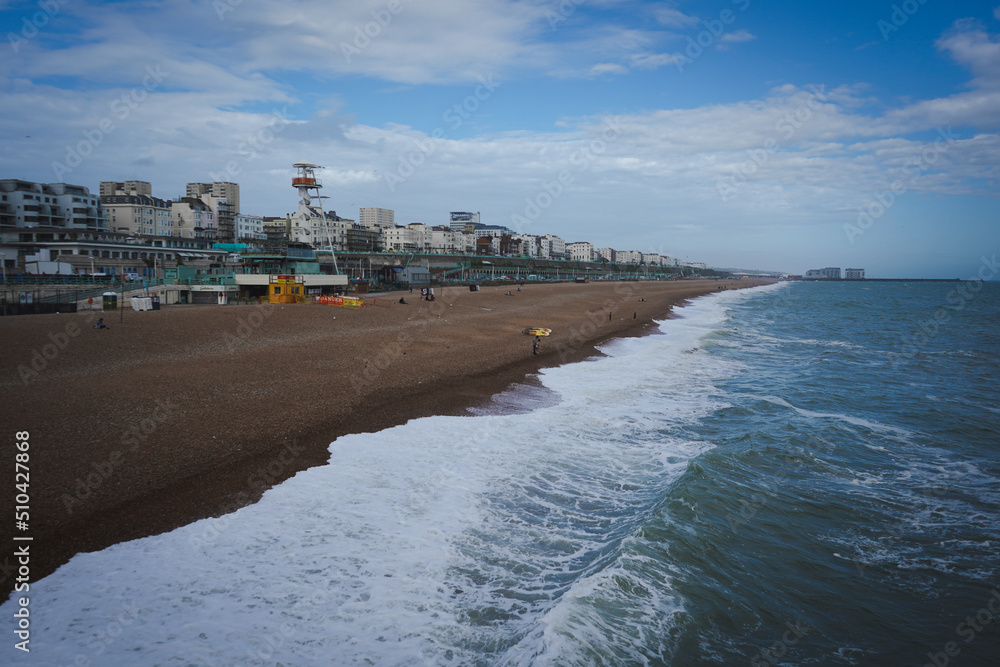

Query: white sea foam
<box><xmin>2</xmin><ymin>288</ymin><xmax>763</xmax><ymax>665</ymax></box>
<box><xmin>753</xmin><ymin>394</ymin><xmax>916</xmax><ymax>441</ymax></box>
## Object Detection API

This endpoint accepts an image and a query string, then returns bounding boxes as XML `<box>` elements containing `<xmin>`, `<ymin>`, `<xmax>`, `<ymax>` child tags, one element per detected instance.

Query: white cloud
<box><xmin>652</xmin><ymin>6</ymin><xmax>699</xmax><ymax>28</ymax></box>
<box><xmin>228</xmin><ymin>0</ymin><xmax>552</xmax><ymax>85</ymax></box>
<box><xmin>1</xmin><ymin>0</ymin><xmax>554</xmax><ymax>87</ymax></box>
<box><xmin>628</xmin><ymin>52</ymin><xmax>679</xmax><ymax>69</ymax></box>
<box><xmin>717</xmin><ymin>29</ymin><xmax>756</xmax><ymax>49</ymax></box>
<box><xmin>936</xmin><ymin>19</ymin><xmax>1000</xmax><ymax>90</ymax></box>
<box><xmin>587</xmin><ymin>62</ymin><xmax>630</xmax><ymax>77</ymax></box>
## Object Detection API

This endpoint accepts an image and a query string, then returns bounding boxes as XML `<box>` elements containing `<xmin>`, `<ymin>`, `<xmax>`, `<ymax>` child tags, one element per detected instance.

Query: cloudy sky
<box><xmin>1</xmin><ymin>0</ymin><xmax>998</xmax><ymax>277</ymax></box>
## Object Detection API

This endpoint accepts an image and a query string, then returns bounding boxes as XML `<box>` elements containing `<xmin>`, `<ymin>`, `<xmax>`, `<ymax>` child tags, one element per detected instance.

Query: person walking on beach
<box><xmin>533</xmin><ymin>336</ymin><xmax>540</xmax><ymax>355</ymax></box>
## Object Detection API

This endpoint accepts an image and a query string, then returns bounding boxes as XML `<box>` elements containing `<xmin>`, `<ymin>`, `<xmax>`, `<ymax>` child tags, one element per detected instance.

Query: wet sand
<box><xmin>0</xmin><ymin>278</ymin><xmax>770</xmax><ymax>597</ymax></box>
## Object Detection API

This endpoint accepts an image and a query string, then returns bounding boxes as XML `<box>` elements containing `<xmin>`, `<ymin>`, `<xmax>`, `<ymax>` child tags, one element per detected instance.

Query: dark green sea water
<box><xmin>655</xmin><ymin>281</ymin><xmax>1000</xmax><ymax>666</ymax></box>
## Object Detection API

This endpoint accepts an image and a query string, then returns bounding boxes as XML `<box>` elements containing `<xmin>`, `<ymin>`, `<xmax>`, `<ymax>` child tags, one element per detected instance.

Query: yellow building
<box><xmin>269</xmin><ymin>274</ymin><xmax>305</xmax><ymax>303</ymax></box>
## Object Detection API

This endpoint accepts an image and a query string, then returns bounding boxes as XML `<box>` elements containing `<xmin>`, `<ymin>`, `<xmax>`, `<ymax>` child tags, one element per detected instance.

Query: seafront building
<box><xmin>4</xmin><ymin>228</ymin><xmax>226</xmax><ymax>277</ymax></box>
<box><xmin>0</xmin><ymin>179</ymin><xmax>105</xmax><ymax>230</ymax></box>
<box><xmin>566</xmin><ymin>241</ymin><xmax>595</xmax><ymax>262</ymax></box>
<box><xmin>802</xmin><ymin>267</ymin><xmax>865</xmax><ymax>279</ymax></box>
<box><xmin>615</xmin><ymin>250</ymin><xmax>641</xmax><ymax>264</ymax></box>
<box><xmin>100</xmin><ymin>181</ymin><xmax>173</xmax><ymax>237</ymax></box>
<box><xmin>1</xmin><ymin>174</ymin><xmax>713</xmax><ymax>285</ymax></box>
<box><xmin>171</xmin><ymin>197</ymin><xmax>217</xmax><ymax>240</ymax></box>
<box><xmin>544</xmin><ymin>234</ymin><xmax>566</xmax><ymax>259</ymax></box>
<box><xmin>235</xmin><ymin>213</ymin><xmax>265</xmax><ymax>241</ymax></box>
<box><xmin>359</xmin><ymin>207</ymin><xmax>395</xmax><ymax>232</ymax></box>
<box><xmin>100</xmin><ymin>181</ymin><xmax>152</xmax><ymax>197</ymax></box>
<box><xmin>345</xmin><ymin>223</ymin><xmax>380</xmax><ymax>253</ymax></box>
<box><xmin>382</xmin><ymin>223</ymin><xmax>423</xmax><ymax>253</ymax></box>
<box><xmin>449</xmin><ymin>211</ymin><xmax>480</xmax><ymax>231</ymax></box>
<box><xmin>805</xmin><ymin>267</ymin><xmax>843</xmax><ymax>279</ymax></box>
<box><xmin>186</xmin><ymin>182</ymin><xmax>240</xmax><ymax>216</ymax></box>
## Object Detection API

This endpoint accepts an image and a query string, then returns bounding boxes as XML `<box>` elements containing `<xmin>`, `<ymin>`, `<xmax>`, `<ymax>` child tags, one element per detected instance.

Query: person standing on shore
<box><xmin>533</xmin><ymin>336</ymin><xmax>539</xmax><ymax>355</ymax></box>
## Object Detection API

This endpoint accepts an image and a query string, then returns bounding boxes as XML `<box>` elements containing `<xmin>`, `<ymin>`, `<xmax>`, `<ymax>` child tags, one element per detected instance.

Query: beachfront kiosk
<box><xmin>269</xmin><ymin>274</ymin><xmax>304</xmax><ymax>304</ymax></box>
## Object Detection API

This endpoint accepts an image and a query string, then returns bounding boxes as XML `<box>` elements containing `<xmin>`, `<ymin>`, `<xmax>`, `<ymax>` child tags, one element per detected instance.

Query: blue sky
<box><xmin>1</xmin><ymin>0</ymin><xmax>998</xmax><ymax>277</ymax></box>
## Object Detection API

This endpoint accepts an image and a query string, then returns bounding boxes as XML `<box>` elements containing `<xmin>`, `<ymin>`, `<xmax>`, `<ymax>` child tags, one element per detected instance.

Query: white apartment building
<box><xmin>512</xmin><ymin>234</ymin><xmax>539</xmax><ymax>258</ymax></box>
<box><xmin>359</xmin><ymin>207</ymin><xmax>395</xmax><ymax>232</ymax></box>
<box><xmin>383</xmin><ymin>224</ymin><xmax>425</xmax><ymax>253</ymax></box>
<box><xmin>596</xmin><ymin>247</ymin><xmax>615</xmax><ymax>263</ymax></box>
<box><xmin>0</xmin><ymin>179</ymin><xmax>106</xmax><ymax>230</ymax></box>
<box><xmin>171</xmin><ymin>197</ymin><xmax>216</xmax><ymax>240</ymax></box>
<box><xmin>289</xmin><ymin>207</ymin><xmax>354</xmax><ymax>250</ymax></box>
<box><xmin>845</xmin><ymin>268</ymin><xmax>866</xmax><ymax>279</ymax></box>
<box><xmin>566</xmin><ymin>241</ymin><xmax>595</xmax><ymax>263</ymax></box>
<box><xmin>615</xmin><ymin>250</ymin><xmax>642</xmax><ymax>265</ymax></box>
<box><xmin>426</xmin><ymin>225</ymin><xmax>473</xmax><ymax>253</ymax></box>
<box><xmin>805</xmin><ymin>267</ymin><xmax>841</xmax><ymax>279</ymax></box>
<box><xmin>537</xmin><ymin>235</ymin><xmax>552</xmax><ymax>259</ymax></box>
<box><xmin>543</xmin><ymin>234</ymin><xmax>565</xmax><ymax>259</ymax></box>
<box><xmin>642</xmin><ymin>252</ymin><xmax>661</xmax><ymax>266</ymax></box>
<box><xmin>235</xmin><ymin>213</ymin><xmax>265</xmax><ymax>241</ymax></box>
<box><xmin>456</xmin><ymin>230</ymin><xmax>476</xmax><ymax>254</ymax></box>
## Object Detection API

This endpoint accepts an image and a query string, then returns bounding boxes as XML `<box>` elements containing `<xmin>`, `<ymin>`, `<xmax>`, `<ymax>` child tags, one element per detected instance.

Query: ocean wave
<box><xmin>748</xmin><ymin>394</ymin><xmax>917</xmax><ymax>441</ymax></box>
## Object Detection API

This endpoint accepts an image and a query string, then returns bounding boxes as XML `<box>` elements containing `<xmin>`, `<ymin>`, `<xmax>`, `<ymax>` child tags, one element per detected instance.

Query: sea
<box><xmin>5</xmin><ymin>280</ymin><xmax>999</xmax><ymax>666</ymax></box>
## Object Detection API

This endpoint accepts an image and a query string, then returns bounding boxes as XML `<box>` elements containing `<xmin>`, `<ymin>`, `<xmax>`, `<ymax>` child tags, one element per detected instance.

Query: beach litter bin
<box><xmin>469</xmin><ymin>284</ymin><xmax>480</xmax><ymax>292</ymax></box>
<box><xmin>102</xmin><ymin>292</ymin><xmax>117</xmax><ymax>311</ymax></box>
<box><xmin>151</xmin><ymin>295</ymin><xmax>160</xmax><ymax>310</ymax></box>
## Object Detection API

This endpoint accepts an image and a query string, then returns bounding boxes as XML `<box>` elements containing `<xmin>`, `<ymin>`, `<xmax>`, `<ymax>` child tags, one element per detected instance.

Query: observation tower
<box><xmin>290</xmin><ymin>162</ymin><xmax>338</xmax><ymax>271</ymax></box>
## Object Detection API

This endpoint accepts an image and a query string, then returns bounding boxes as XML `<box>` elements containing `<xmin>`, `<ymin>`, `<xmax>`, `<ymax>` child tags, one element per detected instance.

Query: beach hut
<box><xmin>269</xmin><ymin>275</ymin><xmax>305</xmax><ymax>304</ymax></box>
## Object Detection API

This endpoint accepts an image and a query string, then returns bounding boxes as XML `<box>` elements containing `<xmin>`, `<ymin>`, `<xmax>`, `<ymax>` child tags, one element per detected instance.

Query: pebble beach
<box><xmin>0</xmin><ymin>279</ymin><xmax>769</xmax><ymax>598</ymax></box>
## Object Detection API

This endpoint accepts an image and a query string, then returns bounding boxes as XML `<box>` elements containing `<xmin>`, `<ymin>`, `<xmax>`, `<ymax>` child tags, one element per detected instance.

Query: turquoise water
<box><xmin>4</xmin><ymin>281</ymin><xmax>998</xmax><ymax>666</ymax></box>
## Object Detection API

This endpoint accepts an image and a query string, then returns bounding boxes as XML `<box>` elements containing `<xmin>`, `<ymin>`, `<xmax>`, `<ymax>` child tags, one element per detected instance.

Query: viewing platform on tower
<box><xmin>292</xmin><ymin>162</ymin><xmax>322</xmax><ymax>189</ymax></box>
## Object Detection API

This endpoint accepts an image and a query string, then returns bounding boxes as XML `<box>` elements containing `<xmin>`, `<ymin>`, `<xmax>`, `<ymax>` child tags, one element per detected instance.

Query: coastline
<box><xmin>0</xmin><ymin>279</ymin><xmax>771</xmax><ymax>598</ymax></box>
